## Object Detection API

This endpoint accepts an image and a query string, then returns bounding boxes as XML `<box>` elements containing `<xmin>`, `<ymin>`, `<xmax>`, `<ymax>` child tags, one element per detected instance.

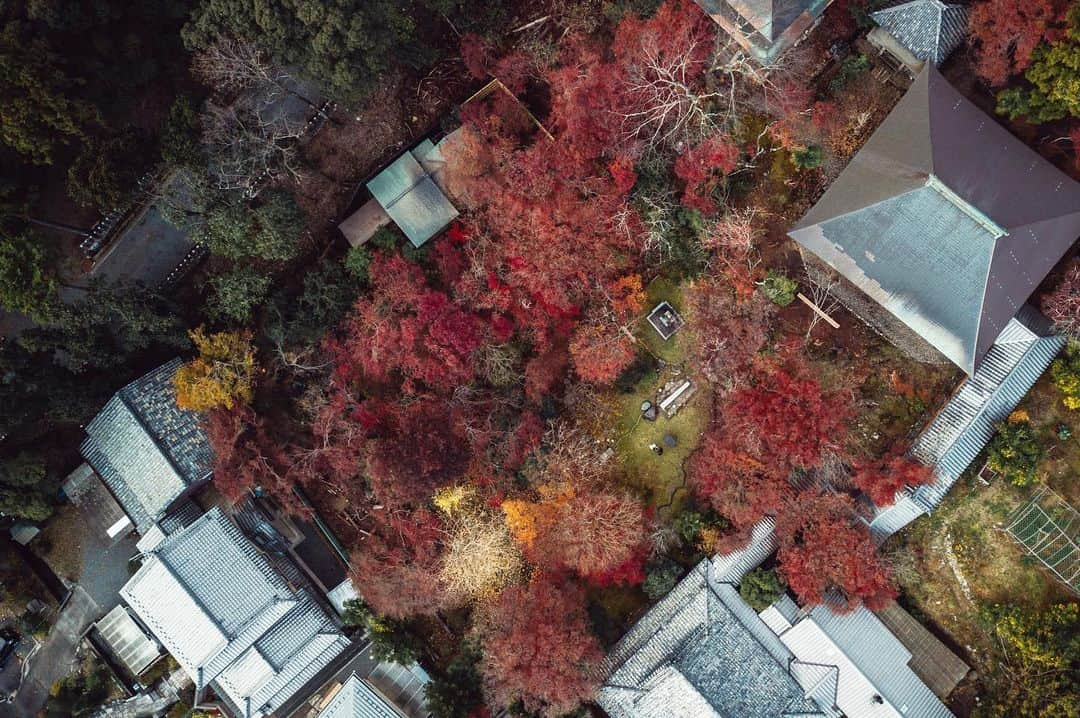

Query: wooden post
<box><xmin>797</xmin><ymin>292</ymin><xmax>839</xmax><ymax>329</ymax></box>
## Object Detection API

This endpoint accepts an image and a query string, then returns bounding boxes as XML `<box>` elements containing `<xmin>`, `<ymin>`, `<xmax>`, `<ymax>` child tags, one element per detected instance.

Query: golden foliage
<box><xmin>433</xmin><ymin>485</ymin><xmax>474</xmax><ymax>516</ymax></box>
<box><xmin>173</xmin><ymin>327</ymin><xmax>256</xmax><ymax>412</ymax></box>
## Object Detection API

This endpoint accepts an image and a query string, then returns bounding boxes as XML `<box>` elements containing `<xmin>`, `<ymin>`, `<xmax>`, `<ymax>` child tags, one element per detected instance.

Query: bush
<box><xmin>739</xmin><ymin>567</ymin><xmax>787</xmax><ymax>611</ymax></box>
<box><xmin>642</xmin><ymin>558</ymin><xmax>681</xmax><ymax>600</ymax></box>
<box><xmin>1050</xmin><ymin>342</ymin><xmax>1080</xmax><ymax>410</ymax></box>
<box><xmin>344</xmin><ymin>245</ymin><xmax>372</xmax><ymax>283</ymax></box>
<box><xmin>791</xmin><ymin>145</ymin><xmax>824</xmax><ymax>170</ymax></box>
<box><xmin>830</xmin><ymin>54</ymin><xmax>870</xmax><ymax>92</ymax></box>
<box><xmin>342</xmin><ymin>598</ymin><xmax>422</xmax><ymax>666</ymax></box>
<box><xmin>672</xmin><ymin>510</ymin><xmax>704</xmax><ymax>545</ymax></box>
<box><xmin>206</xmin><ymin>267</ymin><xmax>271</xmax><ymax>325</ymax></box>
<box><xmin>760</xmin><ymin>270</ymin><xmax>798</xmax><ymax>307</ymax></box>
<box><xmin>986</xmin><ymin>420</ymin><xmax>1044</xmax><ymax>487</ymax></box>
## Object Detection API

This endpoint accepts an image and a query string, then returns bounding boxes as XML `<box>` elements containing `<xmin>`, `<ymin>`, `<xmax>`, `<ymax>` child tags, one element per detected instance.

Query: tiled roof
<box><xmin>120</xmin><ymin>508</ymin><xmax>351</xmax><ymax>718</ymax></box>
<box><xmin>789</xmin><ymin>67</ymin><xmax>1080</xmax><ymax>375</ymax></box>
<box><xmin>765</xmin><ymin>595</ymin><xmax>954</xmax><ymax>717</ymax></box>
<box><xmin>599</xmin><ymin>521</ymin><xmax>829</xmax><ymax>718</ymax></box>
<box><xmin>316</xmin><ymin>674</ymin><xmax>403</xmax><ymax>718</ymax></box>
<box><xmin>81</xmin><ymin>359</ymin><xmax>212</xmax><ymax>533</ymax></box>
<box><xmin>872</xmin><ymin>1</ymin><xmax>968</xmax><ymax>66</ymax></box>
<box><xmin>869</xmin><ymin>307</ymin><xmax>1064</xmax><ymax>540</ymax></box>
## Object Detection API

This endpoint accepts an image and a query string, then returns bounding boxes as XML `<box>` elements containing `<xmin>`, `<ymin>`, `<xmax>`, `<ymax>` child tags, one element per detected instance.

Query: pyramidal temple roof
<box><xmin>790</xmin><ymin>66</ymin><xmax>1080</xmax><ymax>374</ymax></box>
<box><xmin>871</xmin><ymin>0</ymin><xmax>969</xmax><ymax>66</ymax></box>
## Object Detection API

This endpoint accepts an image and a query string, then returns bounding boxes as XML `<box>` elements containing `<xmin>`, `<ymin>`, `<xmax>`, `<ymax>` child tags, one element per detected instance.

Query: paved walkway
<box><xmin>2</xmin><ymin>586</ymin><xmax>100</xmax><ymax>718</ymax></box>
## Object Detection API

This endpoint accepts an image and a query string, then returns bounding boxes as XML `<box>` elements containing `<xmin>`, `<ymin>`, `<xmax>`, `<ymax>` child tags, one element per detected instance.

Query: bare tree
<box><xmin>202</xmin><ymin>93</ymin><xmax>304</xmax><ymax>195</ymax></box>
<box><xmin>193</xmin><ymin>36</ymin><xmax>327</xmax><ymax>119</ymax></box>
<box><xmin>619</xmin><ymin>40</ymin><xmax>725</xmax><ymax>149</ymax></box>
<box><xmin>803</xmin><ymin>265</ymin><xmax>841</xmax><ymax>340</ymax></box>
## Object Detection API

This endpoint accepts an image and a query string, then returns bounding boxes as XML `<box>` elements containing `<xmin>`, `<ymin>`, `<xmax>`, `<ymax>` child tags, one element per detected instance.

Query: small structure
<box><xmin>339</xmin><ymin>130</ymin><xmax>462</xmax><ymax>248</ymax></box>
<box><xmin>869</xmin><ymin>1</ymin><xmax>968</xmax><ymax>74</ymax></box>
<box><xmin>790</xmin><ymin>66</ymin><xmax>1080</xmax><ymax>376</ymax></box>
<box><xmin>693</xmin><ymin>1</ymin><xmax>834</xmax><ymax>65</ymax></box>
<box><xmin>119</xmin><ymin>507</ymin><xmax>352</xmax><ymax>718</ymax></box>
<box><xmin>8</xmin><ymin>522</ymin><xmax>39</xmax><ymax>545</ymax></box>
<box><xmin>80</xmin><ymin>359</ymin><xmax>213</xmax><ymax>538</ymax></box>
<box><xmin>95</xmin><ymin>605</ymin><xmax>163</xmax><ymax>677</ymax></box>
<box><xmin>657</xmin><ymin>379</ymin><xmax>696</xmax><ymax>419</ymax></box>
<box><xmin>646</xmin><ymin>301</ymin><xmax>684</xmax><ymax>341</ymax></box>
<box><xmin>641</xmin><ymin>400</ymin><xmax>658</xmax><ymax>422</ymax></box>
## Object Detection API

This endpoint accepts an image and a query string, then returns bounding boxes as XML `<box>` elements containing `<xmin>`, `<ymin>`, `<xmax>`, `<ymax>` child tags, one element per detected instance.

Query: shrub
<box><xmin>791</xmin><ymin>145</ymin><xmax>824</xmax><ymax>170</ymax></box>
<box><xmin>830</xmin><ymin>54</ymin><xmax>870</xmax><ymax>92</ymax></box>
<box><xmin>1050</xmin><ymin>341</ymin><xmax>1080</xmax><ymax>410</ymax></box>
<box><xmin>986</xmin><ymin>420</ymin><xmax>1044</xmax><ymax>486</ymax></box>
<box><xmin>642</xmin><ymin>558</ymin><xmax>681</xmax><ymax>600</ymax></box>
<box><xmin>739</xmin><ymin>567</ymin><xmax>787</xmax><ymax>611</ymax></box>
<box><xmin>344</xmin><ymin>245</ymin><xmax>372</xmax><ymax>283</ymax></box>
<box><xmin>760</xmin><ymin>270</ymin><xmax>798</xmax><ymax>307</ymax></box>
<box><xmin>425</xmin><ymin>641</ymin><xmax>484</xmax><ymax>718</ymax></box>
<box><xmin>342</xmin><ymin>598</ymin><xmax>422</xmax><ymax>665</ymax></box>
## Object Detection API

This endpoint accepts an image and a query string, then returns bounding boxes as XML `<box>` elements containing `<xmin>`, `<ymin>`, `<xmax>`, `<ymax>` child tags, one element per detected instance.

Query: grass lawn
<box><xmin>609</xmin><ymin>277</ymin><xmax>711</xmax><ymax>518</ymax></box>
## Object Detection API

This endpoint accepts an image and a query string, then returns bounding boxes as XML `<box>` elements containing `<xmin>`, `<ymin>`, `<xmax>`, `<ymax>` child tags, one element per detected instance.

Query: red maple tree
<box><xmin>1040</xmin><ymin>258</ymin><xmax>1080</xmax><ymax>339</ymax></box>
<box><xmin>473</xmin><ymin>576</ymin><xmax>602</xmax><ymax>717</ymax></box>
<box><xmin>688</xmin><ymin>426</ymin><xmax>795</xmax><ymax>531</ymax></box>
<box><xmin>684</xmin><ymin>278</ymin><xmax>774</xmax><ymax>383</ymax></box>
<box><xmin>569</xmin><ymin>320</ymin><xmax>636</xmax><ymax>385</ymax></box>
<box><xmin>729</xmin><ymin>364</ymin><xmax>850</xmax><ymax>475</ymax></box>
<box><xmin>327</xmin><ymin>253</ymin><xmax>484</xmax><ymax>395</ymax></box>
<box><xmin>852</xmin><ymin>451</ymin><xmax>934</xmax><ymax>507</ymax></box>
<box><xmin>968</xmin><ymin>0</ymin><xmax>1071</xmax><ymax>86</ymax></box>
<box><xmin>365</xmin><ymin>399</ymin><xmax>471</xmax><ymax>508</ymax></box>
<box><xmin>351</xmin><ymin>507</ymin><xmax>450</xmax><ymax>619</ymax></box>
<box><xmin>775</xmin><ymin>491</ymin><xmax>896</xmax><ymax>611</ymax></box>
<box><xmin>674</xmin><ymin>134</ymin><xmax>741</xmax><ymax>214</ymax></box>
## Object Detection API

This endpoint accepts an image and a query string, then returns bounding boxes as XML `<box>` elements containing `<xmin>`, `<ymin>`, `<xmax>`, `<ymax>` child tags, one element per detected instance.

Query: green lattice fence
<box><xmin>1004</xmin><ymin>487</ymin><xmax>1080</xmax><ymax>595</ymax></box>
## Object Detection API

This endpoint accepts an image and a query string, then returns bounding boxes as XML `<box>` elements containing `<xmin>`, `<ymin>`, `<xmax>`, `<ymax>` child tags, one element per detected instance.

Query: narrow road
<box><xmin>2</xmin><ymin>586</ymin><xmax>100</xmax><ymax>718</ymax></box>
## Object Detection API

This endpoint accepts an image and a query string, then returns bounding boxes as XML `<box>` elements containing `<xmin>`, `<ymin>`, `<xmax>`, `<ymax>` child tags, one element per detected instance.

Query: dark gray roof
<box><xmin>121</xmin><ymin>507</ymin><xmax>351</xmax><ymax>718</ymax></box>
<box><xmin>599</xmin><ymin>560</ymin><xmax>825</xmax><ymax>717</ymax></box>
<box><xmin>599</xmin><ymin>521</ymin><xmax>832</xmax><ymax>718</ymax></box>
<box><xmin>81</xmin><ymin>359</ymin><xmax>213</xmax><ymax>534</ymax></box>
<box><xmin>790</xmin><ymin>66</ymin><xmax>1080</xmax><ymax>374</ymax></box>
<box><xmin>872</xmin><ymin>1</ymin><xmax>968</xmax><ymax>66</ymax></box>
<box><xmin>869</xmin><ymin>307</ymin><xmax>1065</xmax><ymax>540</ymax></box>
<box><xmin>694</xmin><ymin>1</ymin><xmax>829</xmax><ymax>62</ymax></box>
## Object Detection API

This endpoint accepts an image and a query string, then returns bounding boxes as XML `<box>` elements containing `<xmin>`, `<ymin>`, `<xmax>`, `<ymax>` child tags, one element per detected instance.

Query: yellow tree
<box><xmin>174</xmin><ymin>327</ymin><xmax>256</xmax><ymax>412</ymax></box>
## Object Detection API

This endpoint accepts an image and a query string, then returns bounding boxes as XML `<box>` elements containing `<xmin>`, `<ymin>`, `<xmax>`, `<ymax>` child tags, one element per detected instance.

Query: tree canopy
<box><xmin>182</xmin><ymin>0</ymin><xmax>418</xmax><ymax>105</ymax></box>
